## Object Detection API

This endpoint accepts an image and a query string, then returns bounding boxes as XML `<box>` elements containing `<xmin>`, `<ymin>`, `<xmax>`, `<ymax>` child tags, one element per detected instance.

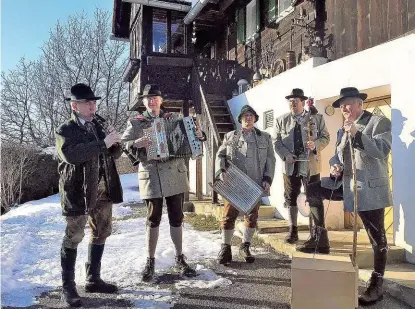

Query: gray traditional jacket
<box><xmin>121</xmin><ymin>110</ymin><xmax>192</xmax><ymax>199</ymax></box>
<box><xmin>321</xmin><ymin>110</ymin><xmax>392</xmax><ymax>212</ymax></box>
<box><xmin>274</xmin><ymin>111</ymin><xmax>330</xmax><ymax>176</ymax></box>
<box><xmin>216</xmin><ymin>128</ymin><xmax>276</xmax><ymax>186</ymax></box>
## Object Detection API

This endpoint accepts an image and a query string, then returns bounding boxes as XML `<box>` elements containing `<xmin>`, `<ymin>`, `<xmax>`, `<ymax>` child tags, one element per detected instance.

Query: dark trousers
<box><xmin>307</xmin><ymin>180</ymin><xmax>388</xmax><ymax>275</ymax></box>
<box><xmin>283</xmin><ymin>173</ymin><xmax>321</xmax><ymax>207</ymax></box>
<box><xmin>145</xmin><ymin>193</ymin><xmax>184</xmax><ymax>228</ymax></box>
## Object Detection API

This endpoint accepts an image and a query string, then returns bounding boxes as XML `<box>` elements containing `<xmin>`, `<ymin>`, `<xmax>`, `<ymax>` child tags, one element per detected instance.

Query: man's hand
<box><xmin>330</xmin><ymin>164</ymin><xmax>343</xmax><ymax>178</ymax></box>
<box><xmin>104</xmin><ymin>131</ymin><xmax>121</xmax><ymax>148</ymax></box>
<box><xmin>134</xmin><ymin>136</ymin><xmax>151</xmax><ymax>148</ymax></box>
<box><xmin>343</xmin><ymin>121</ymin><xmax>358</xmax><ymax>137</ymax></box>
<box><xmin>285</xmin><ymin>154</ymin><xmax>297</xmax><ymax>164</ymax></box>
<box><xmin>194</xmin><ymin>123</ymin><xmax>204</xmax><ymax>140</ymax></box>
<box><xmin>306</xmin><ymin>141</ymin><xmax>316</xmax><ymax>150</ymax></box>
<box><xmin>262</xmin><ymin>181</ymin><xmax>271</xmax><ymax>194</ymax></box>
<box><xmin>218</xmin><ymin>170</ymin><xmax>227</xmax><ymax>183</ymax></box>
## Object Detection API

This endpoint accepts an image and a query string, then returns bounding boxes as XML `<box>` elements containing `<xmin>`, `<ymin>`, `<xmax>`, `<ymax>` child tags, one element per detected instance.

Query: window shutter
<box><xmin>236</xmin><ymin>8</ymin><xmax>245</xmax><ymax>44</ymax></box>
<box><xmin>263</xmin><ymin>110</ymin><xmax>274</xmax><ymax>129</ymax></box>
<box><xmin>268</xmin><ymin>0</ymin><xmax>276</xmax><ymax>22</ymax></box>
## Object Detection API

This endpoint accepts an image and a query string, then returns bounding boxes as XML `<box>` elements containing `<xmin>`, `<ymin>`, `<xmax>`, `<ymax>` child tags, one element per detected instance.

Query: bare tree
<box><xmin>1</xmin><ymin>144</ymin><xmax>37</xmax><ymax>213</ymax></box>
<box><xmin>1</xmin><ymin>8</ymin><xmax>129</xmax><ymax>147</ymax></box>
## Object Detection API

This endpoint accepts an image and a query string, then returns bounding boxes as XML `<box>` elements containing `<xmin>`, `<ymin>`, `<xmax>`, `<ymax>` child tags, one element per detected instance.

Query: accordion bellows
<box><xmin>210</xmin><ymin>162</ymin><xmax>264</xmax><ymax>214</ymax></box>
<box><xmin>143</xmin><ymin>116</ymin><xmax>203</xmax><ymax>160</ymax></box>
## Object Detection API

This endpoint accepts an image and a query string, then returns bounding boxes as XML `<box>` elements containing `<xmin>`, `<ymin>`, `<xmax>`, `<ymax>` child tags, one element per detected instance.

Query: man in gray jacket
<box><xmin>122</xmin><ymin>84</ymin><xmax>205</xmax><ymax>282</ymax></box>
<box><xmin>297</xmin><ymin>87</ymin><xmax>392</xmax><ymax>306</ymax></box>
<box><xmin>216</xmin><ymin>105</ymin><xmax>276</xmax><ymax>265</ymax></box>
<box><xmin>274</xmin><ymin>89</ymin><xmax>330</xmax><ymax>244</ymax></box>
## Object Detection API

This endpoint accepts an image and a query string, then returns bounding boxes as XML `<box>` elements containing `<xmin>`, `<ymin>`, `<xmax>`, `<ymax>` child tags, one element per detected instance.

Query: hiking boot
<box><xmin>217</xmin><ymin>244</ymin><xmax>232</xmax><ymax>265</ymax></box>
<box><xmin>142</xmin><ymin>257</ymin><xmax>155</xmax><ymax>282</ymax></box>
<box><xmin>239</xmin><ymin>242</ymin><xmax>255</xmax><ymax>263</ymax></box>
<box><xmin>359</xmin><ymin>272</ymin><xmax>384</xmax><ymax>306</ymax></box>
<box><xmin>176</xmin><ymin>254</ymin><xmax>197</xmax><ymax>277</ymax></box>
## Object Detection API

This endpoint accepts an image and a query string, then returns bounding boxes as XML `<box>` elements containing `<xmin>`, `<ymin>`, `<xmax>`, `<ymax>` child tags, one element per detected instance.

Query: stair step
<box><xmin>205</xmin><ymin>94</ymin><xmax>226</xmax><ymax>101</ymax></box>
<box><xmin>258</xmin><ymin>229</ymin><xmax>405</xmax><ymax>269</ymax></box>
<box><xmin>215</xmin><ymin>122</ymin><xmax>233</xmax><ymax>126</ymax></box>
<box><xmin>208</xmin><ymin>101</ymin><xmax>226</xmax><ymax>107</ymax></box>
<box><xmin>213</xmin><ymin>113</ymin><xmax>230</xmax><ymax>116</ymax></box>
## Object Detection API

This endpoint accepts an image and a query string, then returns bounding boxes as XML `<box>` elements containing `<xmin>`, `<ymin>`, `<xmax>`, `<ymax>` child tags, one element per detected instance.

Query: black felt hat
<box><xmin>138</xmin><ymin>84</ymin><xmax>162</xmax><ymax>99</ymax></box>
<box><xmin>285</xmin><ymin>88</ymin><xmax>308</xmax><ymax>100</ymax></box>
<box><xmin>65</xmin><ymin>83</ymin><xmax>101</xmax><ymax>101</ymax></box>
<box><xmin>332</xmin><ymin>87</ymin><xmax>368</xmax><ymax>108</ymax></box>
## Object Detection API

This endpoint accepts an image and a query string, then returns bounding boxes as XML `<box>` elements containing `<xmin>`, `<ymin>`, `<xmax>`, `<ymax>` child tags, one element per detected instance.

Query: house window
<box><xmin>236</xmin><ymin>8</ymin><xmax>245</xmax><ymax>44</ymax></box>
<box><xmin>236</xmin><ymin>0</ymin><xmax>260</xmax><ymax>44</ymax></box>
<box><xmin>269</xmin><ymin>0</ymin><xmax>293</xmax><ymax>23</ymax></box>
<box><xmin>171</xmin><ymin>11</ymin><xmax>184</xmax><ymax>54</ymax></box>
<box><xmin>152</xmin><ymin>9</ymin><xmax>185</xmax><ymax>54</ymax></box>
<box><xmin>263</xmin><ymin>110</ymin><xmax>274</xmax><ymax>129</ymax></box>
<box><xmin>152</xmin><ymin>9</ymin><xmax>167</xmax><ymax>53</ymax></box>
<box><xmin>246</xmin><ymin>0</ymin><xmax>260</xmax><ymax>41</ymax></box>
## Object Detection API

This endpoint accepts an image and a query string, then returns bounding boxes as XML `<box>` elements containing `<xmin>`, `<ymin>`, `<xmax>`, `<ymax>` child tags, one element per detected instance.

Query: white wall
<box><xmin>227</xmin><ymin>34</ymin><xmax>415</xmax><ymax>262</ymax></box>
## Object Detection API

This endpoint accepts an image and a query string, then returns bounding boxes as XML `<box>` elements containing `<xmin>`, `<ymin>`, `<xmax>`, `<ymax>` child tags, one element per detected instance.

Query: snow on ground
<box><xmin>1</xmin><ymin>173</ymin><xmax>229</xmax><ymax>308</ymax></box>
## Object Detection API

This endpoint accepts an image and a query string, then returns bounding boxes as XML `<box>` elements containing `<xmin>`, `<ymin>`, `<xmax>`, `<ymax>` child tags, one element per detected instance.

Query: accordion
<box><xmin>209</xmin><ymin>162</ymin><xmax>264</xmax><ymax>214</ymax></box>
<box><xmin>143</xmin><ymin>115</ymin><xmax>203</xmax><ymax>160</ymax></box>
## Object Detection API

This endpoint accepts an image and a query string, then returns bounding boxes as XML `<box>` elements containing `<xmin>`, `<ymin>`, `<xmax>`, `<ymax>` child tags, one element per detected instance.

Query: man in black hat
<box><xmin>121</xmin><ymin>84</ymin><xmax>205</xmax><ymax>282</ymax></box>
<box><xmin>274</xmin><ymin>88</ymin><xmax>330</xmax><ymax>244</ymax></box>
<box><xmin>56</xmin><ymin>83</ymin><xmax>123</xmax><ymax>307</ymax></box>
<box><xmin>297</xmin><ymin>87</ymin><xmax>392</xmax><ymax>306</ymax></box>
<box><xmin>215</xmin><ymin>105</ymin><xmax>276</xmax><ymax>265</ymax></box>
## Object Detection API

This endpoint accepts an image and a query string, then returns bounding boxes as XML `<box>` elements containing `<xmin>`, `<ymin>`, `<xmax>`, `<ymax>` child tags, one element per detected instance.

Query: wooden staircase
<box><xmin>204</xmin><ymin>94</ymin><xmax>235</xmax><ymax>141</ymax></box>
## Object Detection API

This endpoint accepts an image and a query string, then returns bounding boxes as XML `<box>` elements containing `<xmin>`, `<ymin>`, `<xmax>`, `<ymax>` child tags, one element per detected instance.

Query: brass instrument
<box><xmin>93</xmin><ymin>113</ymin><xmax>140</xmax><ymax>166</ymax></box>
<box><xmin>296</xmin><ymin>99</ymin><xmax>318</xmax><ymax>232</ymax></box>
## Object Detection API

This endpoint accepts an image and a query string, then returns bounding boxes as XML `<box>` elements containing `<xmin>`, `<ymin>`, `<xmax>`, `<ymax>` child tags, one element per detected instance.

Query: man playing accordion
<box><xmin>216</xmin><ymin>105</ymin><xmax>276</xmax><ymax>265</ymax></box>
<box><xmin>121</xmin><ymin>84</ymin><xmax>206</xmax><ymax>282</ymax></box>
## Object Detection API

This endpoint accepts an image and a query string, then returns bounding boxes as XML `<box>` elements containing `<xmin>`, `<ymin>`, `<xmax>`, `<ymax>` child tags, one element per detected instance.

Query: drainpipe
<box><xmin>122</xmin><ymin>0</ymin><xmax>191</xmax><ymax>12</ymax></box>
<box><xmin>183</xmin><ymin>0</ymin><xmax>209</xmax><ymax>25</ymax></box>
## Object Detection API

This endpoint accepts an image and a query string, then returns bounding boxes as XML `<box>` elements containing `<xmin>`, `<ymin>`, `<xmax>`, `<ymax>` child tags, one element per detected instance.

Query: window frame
<box><xmin>268</xmin><ymin>0</ymin><xmax>295</xmax><ymax>24</ymax></box>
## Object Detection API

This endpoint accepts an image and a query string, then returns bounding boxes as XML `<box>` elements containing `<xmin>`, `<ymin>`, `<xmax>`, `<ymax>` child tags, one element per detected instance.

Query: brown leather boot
<box><xmin>359</xmin><ymin>272</ymin><xmax>384</xmax><ymax>306</ymax></box>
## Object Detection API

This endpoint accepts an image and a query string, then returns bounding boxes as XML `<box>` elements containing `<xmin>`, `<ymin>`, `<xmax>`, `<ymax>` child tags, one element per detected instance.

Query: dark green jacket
<box><xmin>56</xmin><ymin>113</ymin><xmax>123</xmax><ymax>216</ymax></box>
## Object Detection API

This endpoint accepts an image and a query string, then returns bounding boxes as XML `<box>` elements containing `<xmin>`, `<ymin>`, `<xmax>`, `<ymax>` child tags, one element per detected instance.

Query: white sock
<box><xmin>147</xmin><ymin>226</ymin><xmax>159</xmax><ymax>258</ymax></box>
<box><xmin>222</xmin><ymin>229</ymin><xmax>234</xmax><ymax>245</ymax></box>
<box><xmin>170</xmin><ymin>226</ymin><xmax>183</xmax><ymax>256</ymax></box>
<box><xmin>243</xmin><ymin>227</ymin><xmax>256</xmax><ymax>243</ymax></box>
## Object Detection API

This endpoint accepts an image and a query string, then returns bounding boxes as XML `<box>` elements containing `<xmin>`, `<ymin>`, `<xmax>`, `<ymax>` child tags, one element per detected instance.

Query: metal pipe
<box><xmin>122</xmin><ymin>0</ymin><xmax>191</xmax><ymax>12</ymax></box>
<box><xmin>183</xmin><ymin>0</ymin><xmax>209</xmax><ymax>25</ymax></box>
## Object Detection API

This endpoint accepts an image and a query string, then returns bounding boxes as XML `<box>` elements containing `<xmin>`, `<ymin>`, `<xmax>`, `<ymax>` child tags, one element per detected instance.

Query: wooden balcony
<box><xmin>127</xmin><ymin>53</ymin><xmax>252</xmax><ymax>111</ymax></box>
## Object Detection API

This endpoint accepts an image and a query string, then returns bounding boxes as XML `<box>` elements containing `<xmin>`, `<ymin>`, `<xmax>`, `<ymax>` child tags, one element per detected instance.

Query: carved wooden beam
<box><xmin>146</xmin><ymin>56</ymin><xmax>193</xmax><ymax>67</ymax></box>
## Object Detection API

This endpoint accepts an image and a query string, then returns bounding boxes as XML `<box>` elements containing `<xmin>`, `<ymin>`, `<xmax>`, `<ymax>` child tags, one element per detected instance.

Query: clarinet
<box><xmin>94</xmin><ymin>113</ymin><xmax>140</xmax><ymax>166</ymax></box>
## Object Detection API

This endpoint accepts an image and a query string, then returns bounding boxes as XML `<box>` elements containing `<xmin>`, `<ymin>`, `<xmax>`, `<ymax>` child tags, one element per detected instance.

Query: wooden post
<box><xmin>211</xmin><ymin>133</ymin><xmax>218</xmax><ymax>204</ymax></box>
<box><xmin>196</xmin><ymin>158</ymin><xmax>203</xmax><ymax>200</ymax></box>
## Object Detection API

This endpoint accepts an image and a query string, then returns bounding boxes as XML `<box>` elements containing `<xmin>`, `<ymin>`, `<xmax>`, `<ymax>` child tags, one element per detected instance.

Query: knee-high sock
<box><xmin>222</xmin><ymin>229</ymin><xmax>234</xmax><ymax>245</ymax></box>
<box><xmin>147</xmin><ymin>226</ymin><xmax>159</xmax><ymax>258</ymax></box>
<box><xmin>170</xmin><ymin>226</ymin><xmax>183</xmax><ymax>256</ymax></box>
<box><xmin>288</xmin><ymin>206</ymin><xmax>298</xmax><ymax>227</ymax></box>
<box><xmin>243</xmin><ymin>227</ymin><xmax>256</xmax><ymax>243</ymax></box>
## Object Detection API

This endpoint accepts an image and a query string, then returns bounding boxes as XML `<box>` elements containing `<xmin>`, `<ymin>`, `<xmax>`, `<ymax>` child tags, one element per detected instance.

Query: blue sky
<box><xmin>1</xmin><ymin>0</ymin><xmax>113</xmax><ymax>73</ymax></box>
